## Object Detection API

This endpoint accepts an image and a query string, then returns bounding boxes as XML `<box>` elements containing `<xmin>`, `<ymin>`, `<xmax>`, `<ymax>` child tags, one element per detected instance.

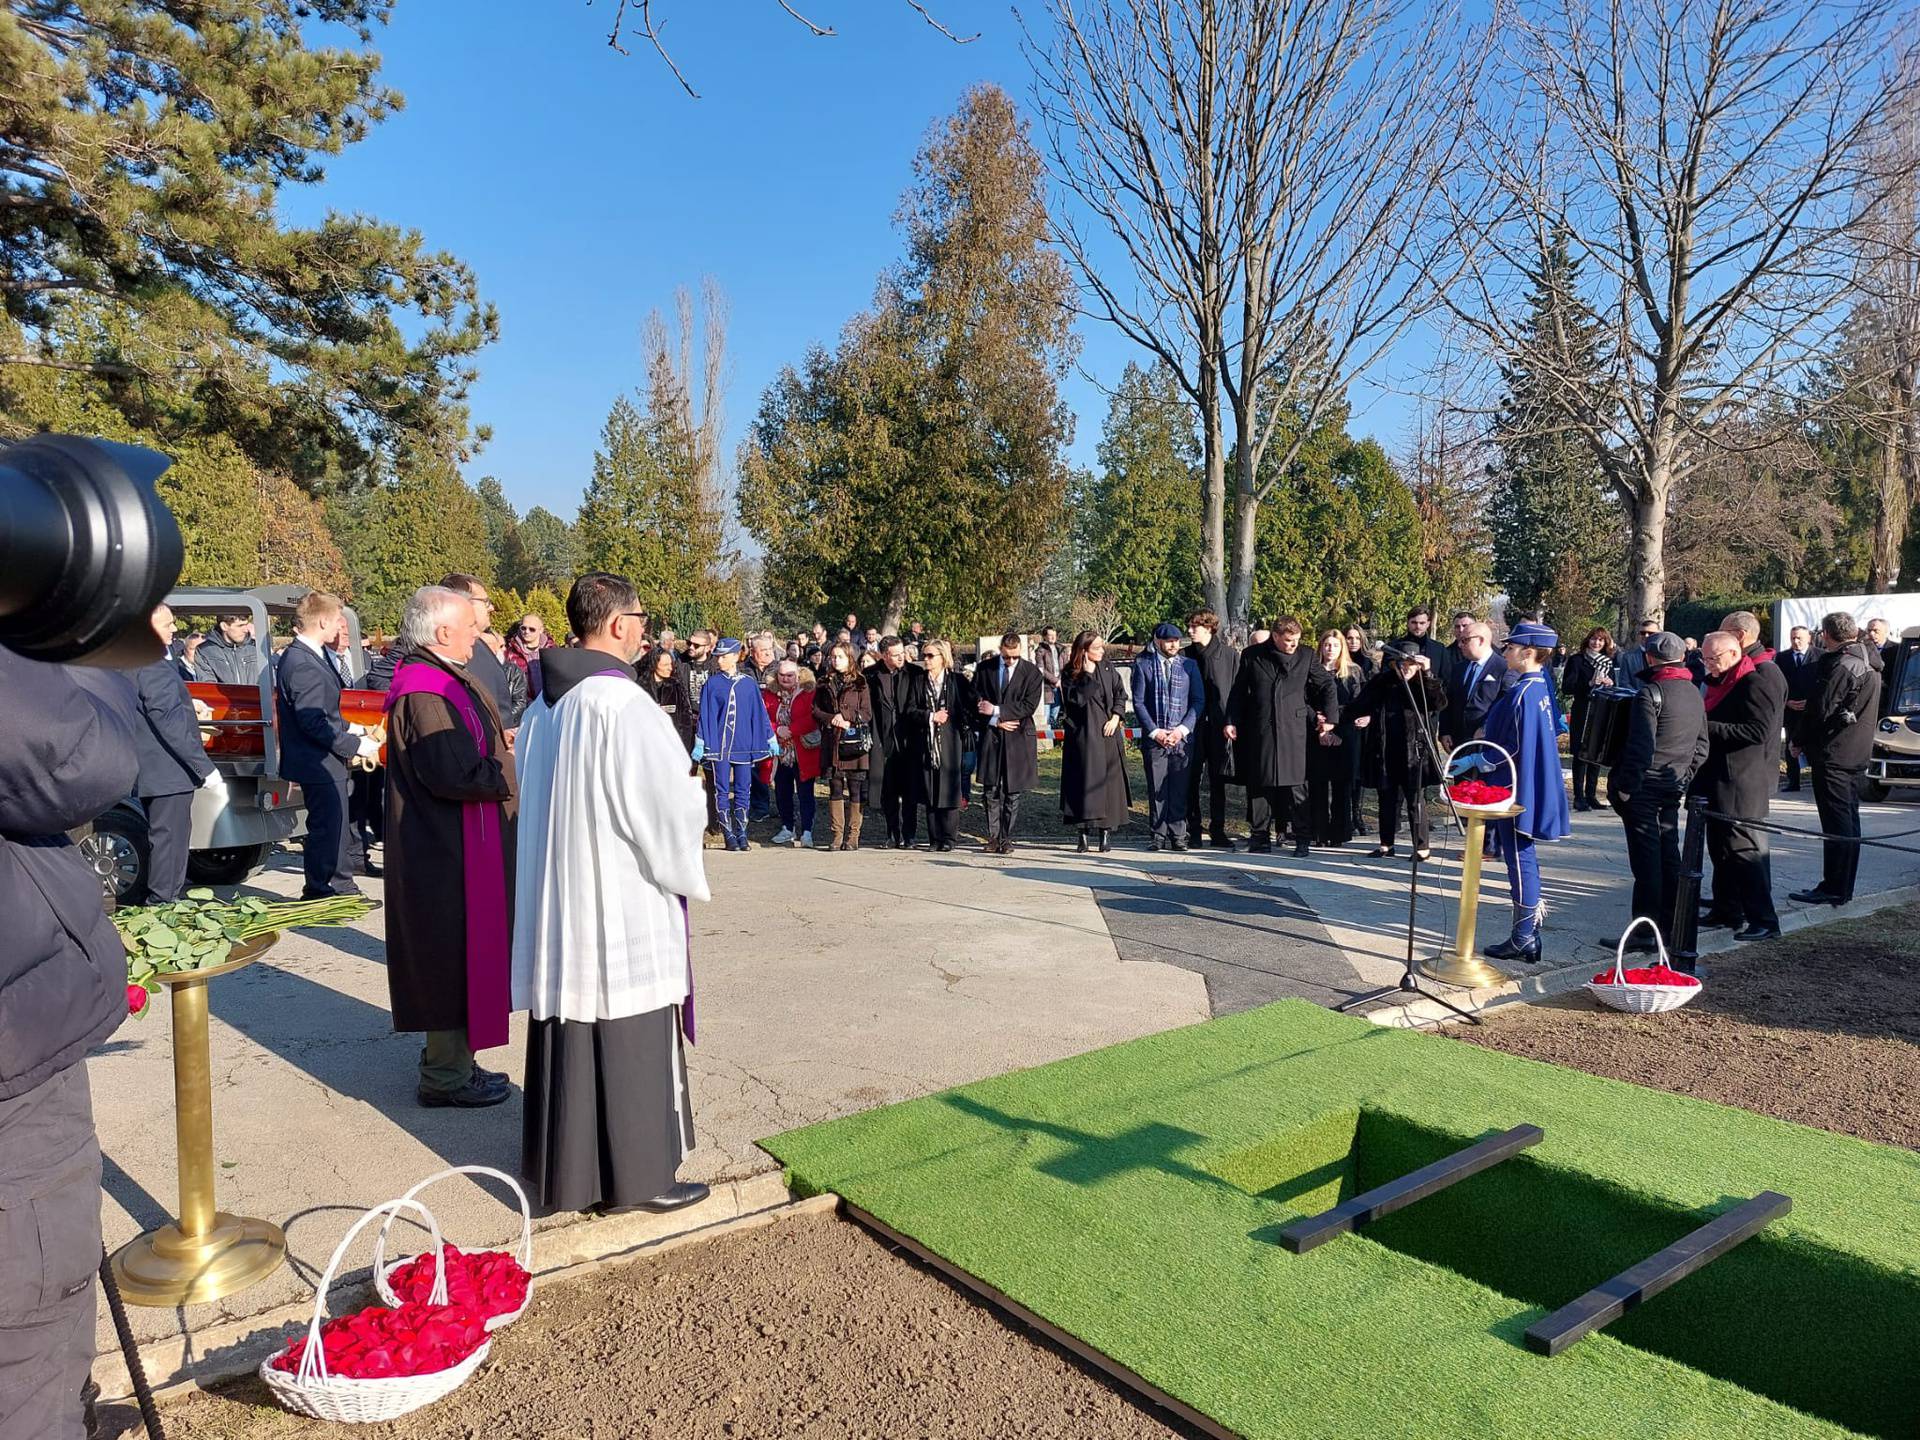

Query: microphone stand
<box><xmin>1337</xmin><ymin>652</ymin><xmax>1481</xmax><ymax>1024</ymax></box>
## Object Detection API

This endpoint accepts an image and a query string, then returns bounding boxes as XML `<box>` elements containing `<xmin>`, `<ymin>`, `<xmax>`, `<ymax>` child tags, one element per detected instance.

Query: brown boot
<box><xmin>828</xmin><ymin>798</ymin><xmax>846</xmax><ymax>851</ymax></box>
<box><xmin>846</xmin><ymin>803</ymin><xmax>864</xmax><ymax>850</ymax></box>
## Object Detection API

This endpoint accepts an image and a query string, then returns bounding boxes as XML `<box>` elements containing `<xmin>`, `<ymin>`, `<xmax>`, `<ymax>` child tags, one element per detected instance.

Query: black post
<box><xmin>1672</xmin><ymin>795</ymin><xmax>1708</xmax><ymax>974</ymax></box>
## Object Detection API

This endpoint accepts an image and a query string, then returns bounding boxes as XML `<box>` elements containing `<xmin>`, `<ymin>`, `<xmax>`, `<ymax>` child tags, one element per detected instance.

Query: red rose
<box><xmin>126</xmin><ymin>984</ymin><xmax>149</xmax><ymax>1016</ymax></box>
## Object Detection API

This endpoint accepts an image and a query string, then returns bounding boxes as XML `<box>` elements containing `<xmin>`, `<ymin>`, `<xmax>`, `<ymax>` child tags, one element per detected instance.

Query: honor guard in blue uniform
<box><xmin>694</xmin><ymin>638</ymin><xmax>777</xmax><ymax>852</ymax></box>
<box><xmin>1479</xmin><ymin>621</ymin><xmax>1572</xmax><ymax>963</ymax></box>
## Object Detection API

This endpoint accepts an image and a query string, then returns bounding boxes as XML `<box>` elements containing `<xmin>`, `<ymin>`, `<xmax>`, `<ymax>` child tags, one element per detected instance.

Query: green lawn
<box><xmin>763</xmin><ymin>1001</ymin><xmax>1920</xmax><ymax>1440</ymax></box>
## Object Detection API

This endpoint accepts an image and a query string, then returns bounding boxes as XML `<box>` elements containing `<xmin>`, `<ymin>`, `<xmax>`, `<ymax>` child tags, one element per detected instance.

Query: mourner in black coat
<box><xmin>133</xmin><ymin>608</ymin><xmax>219</xmax><ymax>903</ymax></box>
<box><xmin>1691</xmin><ymin>634</ymin><xmax>1788</xmax><ymax>937</ymax></box>
<box><xmin>1183</xmin><ymin>614</ymin><xmax>1240</xmax><ymax>848</ymax></box>
<box><xmin>1343</xmin><ymin>650</ymin><xmax>1447</xmax><ymax>856</ymax></box>
<box><xmin>1775</xmin><ymin>627</ymin><xmax>1819</xmax><ymax>791</ymax></box>
<box><xmin>971</xmin><ymin>636</ymin><xmax>1044</xmax><ymax>854</ymax></box>
<box><xmin>1224</xmin><ymin>622</ymin><xmax>1340</xmax><ymax>856</ymax></box>
<box><xmin>867</xmin><ymin>640</ymin><xmax>924</xmax><ymax>848</ymax></box>
<box><xmin>276</xmin><ymin>599</ymin><xmax>371</xmax><ymax>899</ymax></box>
<box><xmin>1791</xmin><ymin>621</ymin><xmax>1882</xmax><ymax>905</ymax></box>
<box><xmin>1059</xmin><ymin>646</ymin><xmax>1131</xmax><ymax>847</ymax></box>
<box><xmin>1305</xmin><ymin>654</ymin><xmax>1367</xmax><ymax>847</ymax></box>
<box><xmin>1611</xmin><ymin>633</ymin><xmax>1710</xmax><ymax>947</ymax></box>
<box><xmin>899</xmin><ymin>647</ymin><xmax>974</xmax><ymax>851</ymax></box>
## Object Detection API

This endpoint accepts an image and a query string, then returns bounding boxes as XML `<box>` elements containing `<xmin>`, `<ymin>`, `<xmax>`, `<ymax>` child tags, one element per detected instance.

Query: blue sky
<box><xmin>303</xmin><ymin>1</ymin><xmax>1418</xmax><ymax>519</ymax></box>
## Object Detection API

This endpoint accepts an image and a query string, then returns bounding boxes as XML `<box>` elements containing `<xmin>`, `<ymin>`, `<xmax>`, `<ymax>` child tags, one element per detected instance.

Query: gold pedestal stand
<box><xmin>112</xmin><ymin>935</ymin><xmax>287</xmax><ymax>1307</ymax></box>
<box><xmin>1425</xmin><ymin>804</ymin><xmax>1526</xmax><ymax>988</ymax></box>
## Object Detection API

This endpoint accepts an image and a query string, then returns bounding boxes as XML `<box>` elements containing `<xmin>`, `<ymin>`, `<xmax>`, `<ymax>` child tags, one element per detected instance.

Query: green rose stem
<box><xmin>116</xmin><ymin>889</ymin><xmax>373</xmax><ymax>1004</ymax></box>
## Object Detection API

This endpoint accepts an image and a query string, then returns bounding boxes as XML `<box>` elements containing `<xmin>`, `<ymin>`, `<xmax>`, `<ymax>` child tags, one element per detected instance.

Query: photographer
<box><xmin>0</xmin><ymin>653</ymin><xmax>142</xmax><ymax>1439</ymax></box>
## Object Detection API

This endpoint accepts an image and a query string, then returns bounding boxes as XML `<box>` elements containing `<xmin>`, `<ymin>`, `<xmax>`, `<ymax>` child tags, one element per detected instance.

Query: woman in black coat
<box><xmin>1058</xmin><ymin>631</ymin><xmax>1131</xmax><ymax>851</ymax></box>
<box><xmin>639</xmin><ymin>645</ymin><xmax>696</xmax><ymax>755</ymax></box>
<box><xmin>1305</xmin><ymin>631</ymin><xmax>1368</xmax><ymax>847</ymax></box>
<box><xmin>1563</xmin><ymin>626</ymin><xmax>1617</xmax><ymax>811</ymax></box>
<box><xmin>1344</xmin><ymin>643</ymin><xmax>1447</xmax><ymax>859</ymax></box>
<box><xmin>898</xmin><ymin>638</ymin><xmax>974</xmax><ymax>852</ymax></box>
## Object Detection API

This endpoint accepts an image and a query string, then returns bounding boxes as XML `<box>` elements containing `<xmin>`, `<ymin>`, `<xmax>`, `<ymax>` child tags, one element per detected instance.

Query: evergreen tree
<box><xmin>740</xmin><ymin>85</ymin><xmax>1077</xmax><ymax>636</ymax></box>
<box><xmin>522</xmin><ymin>586</ymin><xmax>570</xmax><ymax>643</ymax></box>
<box><xmin>474</xmin><ymin>476</ymin><xmax>531</xmax><ymax>589</ymax></box>
<box><xmin>1079</xmin><ymin>362</ymin><xmax>1201</xmax><ymax>636</ymax></box>
<box><xmin>331</xmin><ymin>459</ymin><xmax>490</xmax><ymax>630</ymax></box>
<box><xmin>514</xmin><ymin>507</ymin><xmax>580</xmax><ymax>593</ymax></box>
<box><xmin>574</xmin><ymin>396</ymin><xmax>665</xmax><ymax>585</ymax></box>
<box><xmin>1485</xmin><ymin>230</ymin><xmax>1621</xmax><ymax>631</ymax></box>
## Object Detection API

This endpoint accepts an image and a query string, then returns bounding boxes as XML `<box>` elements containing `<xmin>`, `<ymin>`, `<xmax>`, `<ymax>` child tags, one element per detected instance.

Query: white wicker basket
<box><xmin>1443</xmin><ymin>739</ymin><xmax>1520</xmax><ymax>815</ymax></box>
<box><xmin>372</xmin><ymin>1165</ymin><xmax>534</xmax><ymax>1332</ymax></box>
<box><xmin>259</xmin><ymin>1198</ymin><xmax>492</xmax><ymax>1423</ymax></box>
<box><xmin>1586</xmin><ymin>917</ymin><xmax>1704</xmax><ymax>1014</ymax></box>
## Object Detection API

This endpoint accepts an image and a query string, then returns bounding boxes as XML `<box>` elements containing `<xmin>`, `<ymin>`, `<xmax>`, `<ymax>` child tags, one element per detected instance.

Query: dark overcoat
<box><xmin>1344</xmin><ymin>667</ymin><xmax>1447</xmax><ymax>788</ymax></box>
<box><xmin>899</xmin><ymin>666</ymin><xmax>974</xmax><ymax>810</ymax></box>
<box><xmin>1306</xmin><ymin>669</ymin><xmax>1367</xmax><ymax>784</ymax></box>
<box><xmin>383</xmin><ymin>651</ymin><xmax>516</xmax><ymax>1034</ymax></box>
<box><xmin>971</xmin><ymin>655</ymin><xmax>1043</xmax><ymax>795</ymax></box>
<box><xmin>1183</xmin><ymin>636</ymin><xmax>1240</xmax><ymax>777</ymax></box>
<box><xmin>1059</xmin><ymin>664</ymin><xmax>1132</xmax><ymax>828</ymax></box>
<box><xmin>1227</xmin><ymin>643</ymin><xmax>1340</xmax><ymax>788</ymax></box>
<box><xmin>639</xmin><ymin>660</ymin><xmax>696</xmax><ymax>754</ymax></box>
<box><xmin>133</xmin><ymin>658</ymin><xmax>217</xmax><ymax>797</ymax></box>
<box><xmin>1691</xmin><ymin>662</ymin><xmax>1787</xmax><ymax>821</ymax></box>
<box><xmin>814</xmin><ymin>673</ymin><xmax>875</xmax><ymax>773</ymax></box>
<box><xmin>867</xmin><ymin>661</ymin><xmax>922</xmax><ymax>761</ymax></box>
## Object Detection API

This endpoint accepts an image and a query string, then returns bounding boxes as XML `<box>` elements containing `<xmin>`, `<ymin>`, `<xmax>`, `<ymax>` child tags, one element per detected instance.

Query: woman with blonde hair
<box><xmin>1306</xmin><ymin>629</ymin><xmax>1367</xmax><ymax>847</ymax></box>
<box><xmin>898</xmin><ymin>638</ymin><xmax>972</xmax><ymax>852</ymax></box>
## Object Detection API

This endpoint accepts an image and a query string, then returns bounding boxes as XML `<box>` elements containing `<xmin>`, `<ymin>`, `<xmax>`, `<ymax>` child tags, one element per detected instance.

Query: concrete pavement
<box><xmin>88</xmin><ymin>784</ymin><xmax>1919</xmax><ymax>1376</ymax></box>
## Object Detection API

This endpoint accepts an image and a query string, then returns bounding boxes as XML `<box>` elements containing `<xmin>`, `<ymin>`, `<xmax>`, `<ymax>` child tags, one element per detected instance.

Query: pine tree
<box><xmin>574</xmin><ymin>396</ymin><xmax>667</xmax><ymax>586</ymax></box>
<box><xmin>514</xmin><ymin>508</ymin><xmax>580</xmax><ymax>593</ymax></box>
<box><xmin>1485</xmin><ymin>229</ymin><xmax>1621</xmax><ymax>631</ymax></box>
<box><xmin>1080</xmin><ymin>362</ymin><xmax>1201</xmax><ymax>636</ymax></box>
<box><xmin>330</xmin><ymin>459</ymin><xmax>490</xmax><ymax>630</ymax></box>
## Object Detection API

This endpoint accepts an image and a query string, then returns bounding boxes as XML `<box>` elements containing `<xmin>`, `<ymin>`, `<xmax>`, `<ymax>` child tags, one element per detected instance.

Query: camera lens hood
<box><xmin>0</xmin><ymin>433</ymin><xmax>181</xmax><ymax>667</ymax></box>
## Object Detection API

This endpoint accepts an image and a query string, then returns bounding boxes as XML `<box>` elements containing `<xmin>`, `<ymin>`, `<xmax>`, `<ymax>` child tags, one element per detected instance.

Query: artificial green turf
<box><xmin>761</xmin><ymin>1000</ymin><xmax>1920</xmax><ymax>1440</ymax></box>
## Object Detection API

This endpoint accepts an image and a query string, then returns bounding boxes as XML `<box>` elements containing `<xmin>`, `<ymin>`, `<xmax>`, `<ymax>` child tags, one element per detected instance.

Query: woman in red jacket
<box><xmin>764</xmin><ymin>659</ymin><xmax>820</xmax><ymax>846</ymax></box>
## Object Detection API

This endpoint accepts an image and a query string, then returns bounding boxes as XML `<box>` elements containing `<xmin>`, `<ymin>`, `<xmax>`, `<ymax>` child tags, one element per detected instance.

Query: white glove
<box><xmin>356</xmin><ymin>736</ymin><xmax>381</xmax><ymax>761</ymax></box>
<box><xmin>200</xmin><ymin>769</ymin><xmax>226</xmax><ymax>791</ymax></box>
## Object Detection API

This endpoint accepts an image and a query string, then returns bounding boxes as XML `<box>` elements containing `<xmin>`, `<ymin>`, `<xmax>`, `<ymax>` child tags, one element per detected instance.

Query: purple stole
<box><xmin>385</xmin><ymin>658</ymin><xmax>511</xmax><ymax>1051</ymax></box>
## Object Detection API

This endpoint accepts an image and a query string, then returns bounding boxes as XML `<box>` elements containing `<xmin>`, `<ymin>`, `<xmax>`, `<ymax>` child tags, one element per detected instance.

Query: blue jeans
<box><xmin>775</xmin><ymin>763</ymin><xmax>816</xmax><ymax>834</ymax></box>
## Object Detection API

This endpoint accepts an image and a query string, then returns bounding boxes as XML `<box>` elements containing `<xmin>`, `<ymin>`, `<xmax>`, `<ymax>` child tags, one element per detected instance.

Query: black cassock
<box><xmin>899</xmin><ymin>666</ymin><xmax>974</xmax><ymax>810</ymax></box>
<box><xmin>1228</xmin><ymin>642</ymin><xmax>1340</xmax><ymax>789</ymax></box>
<box><xmin>1059</xmin><ymin>663</ymin><xmax>1131</xmax><ymax>829</ymax></box>
<box><xmin>971</xmin><ymin>655</ymin><xmax>1043</xmax><ymax>795</ymax></box>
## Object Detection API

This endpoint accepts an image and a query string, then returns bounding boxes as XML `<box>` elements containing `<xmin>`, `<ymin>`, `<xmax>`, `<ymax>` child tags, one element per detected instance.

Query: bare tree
<box><xmin>595</xmin><ymin>0</ymin><xmax>976</xmax><ymax>97</ymax></box>
<box><xmin>1452</xmin><ymin>0</ymin><xmax>1908</xmax><ymax>625</ymax></box>
<box><xmin>1027</xmin><ymin>0</ymin><xmax>1481</xmax><ymax>623</ymax></box>
<box><xmin>1848</xmin><ymin>37</ymin><xmax>1920</xmax><ymax>589</ymax></box>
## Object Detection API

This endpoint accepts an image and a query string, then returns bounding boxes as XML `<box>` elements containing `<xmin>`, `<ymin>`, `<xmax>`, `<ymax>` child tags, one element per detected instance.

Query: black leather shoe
<box><xmin>1292</xmin><ymin>839</ymin><xmax>1310</xmax><ymax>858</ymax></box>
<box><xmin>418</xmin><ymin>1076</ymin><xmax>510</xmax><ymax>1108</ymax></box>
<box><xmin>1697</xmin><ymin>911</ymin><xmax>1737</xmax><ymax>929</ymax></box>
<box><xmin>1247</xmin><ymin>837</ymin><xmax>1272</xmax><ymax>853</ymax></box>
<box><xmin>1788</xmin><ymin>888</ymin><xmax>1843</xmax><ymax>906</ymax></box>
<box><xmin>1170</xmin><ymin>838</ymin><xmax>1189</xmax><ymax>852</ymax></box>
<box><xmin>1621</xmin><ymin>936</ymin><xmax>1660</xmax><ymax>954</ymax></box>
<box><xmin>1734</xmin><ymin>924</ymin><xmax>1782</xmax><ymax>942</ymax></box>
<box><xmin>599</xmin><ymin>1181</ymin><xmax>711</xmax><ymax>1216</ymax></box>
<box><xmin>1209</xmin><ymin>837</ymin><xmax>1236</xmax><ymax>850</ymax></box>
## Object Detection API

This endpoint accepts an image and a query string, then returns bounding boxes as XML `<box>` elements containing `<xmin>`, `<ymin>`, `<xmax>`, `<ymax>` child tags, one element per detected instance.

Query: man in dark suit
<box><xmin>134</xmin><ymin>604</ymin><xmax>221</xmax><ymax>903</ymax></box>
<box><xmin>1184</xmin><ymin>609</ymin><xmax>1240</xmax><ymax>848</ymax></box>
<box><xmin>971</xmin><ymin>632</ymin><xmax>1043</xmax><ymax>854</ymax></box>
<box><xmin>1692</xmin><ymin>628</ymin><xmax>1788</xmax><ymax>941</ymax></box>
<box><xmin>1776</xmin><ymin>625</ymin><xmax>1818</xmax><ymax>791</ymax></box>
<box><xmin>1442</xmin><ymin>621</ymin><xmax>1508</xmax><ymax>750</ymax></box>
<box><xmin>1224</xmin><ymin>617</ymin><xmax>1340</xmax><ymax>857</ymax></box>
<box><xmin>868</xmin><ymin>636</ymin><xmax>923</xmax><ymax>848</ymax></box>
<box><xmin>1133</xmin><ymin>622</ymin><xmax>1204</xmax><ymax>850</ymax></box>
<box><xmin>1790</xmin><ymin>612</ymin><xmax>1881</xmax><ymax>906</ymax></box>
<box><xmin>277</xmin><ymin>591</ymin><xmax>379</xmax><ymax>899</ymax></box>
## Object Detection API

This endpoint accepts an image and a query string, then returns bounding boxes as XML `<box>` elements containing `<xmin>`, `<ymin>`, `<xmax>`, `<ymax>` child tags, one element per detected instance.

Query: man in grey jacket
<box><xmin>191</xmin><ymin>610</ymin><xmax>264</xmax><ymax>685</ymax></box>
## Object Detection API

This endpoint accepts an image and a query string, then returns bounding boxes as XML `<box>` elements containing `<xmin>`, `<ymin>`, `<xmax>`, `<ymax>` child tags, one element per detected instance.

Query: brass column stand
<box><xmin>1425</xmin><ymin>804</ymin><xmax>1525</xmax><ymax>988</ymax></box>
<box><xmin>112</xmin><ymin>936</ymin><xmax>287</xmax><ymax>1307</ymax></box>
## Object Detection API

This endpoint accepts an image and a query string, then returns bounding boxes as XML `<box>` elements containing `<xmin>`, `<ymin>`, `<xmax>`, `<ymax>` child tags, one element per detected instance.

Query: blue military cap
<box><xmin>1506</xmin><ymin>621</ymin><xmax>1559</xmax><ymax>649</ymax></box>
<box><xmin>713</xmin><ymin>637</ymin><xmax>743</xmax><ymax>657</ymax></box>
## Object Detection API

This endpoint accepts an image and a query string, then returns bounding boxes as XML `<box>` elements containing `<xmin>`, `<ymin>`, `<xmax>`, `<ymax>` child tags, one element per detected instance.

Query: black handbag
<box><xmin>837</xmin><ymin>724</ymin><xmax>873</xmax><ymax>762</ymax></box>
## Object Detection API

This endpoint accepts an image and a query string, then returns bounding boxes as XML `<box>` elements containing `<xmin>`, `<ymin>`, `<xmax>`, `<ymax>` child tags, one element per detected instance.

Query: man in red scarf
<box><xmin>384</xmin><ymin>586</ymin><xmax>518</xmax><ymax>1108</ymax></box>
<box><xmin>1692</xmin><ymin>629</ymin><xmax>1787</xmax><ymax>941</ymax></box>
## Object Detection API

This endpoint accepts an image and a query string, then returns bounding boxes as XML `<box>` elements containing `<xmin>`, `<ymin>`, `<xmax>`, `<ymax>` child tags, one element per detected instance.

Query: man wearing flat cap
<box><xmin>1610</xmin><ymin>630</ymin><xmax>1709</xmax><ymax>950</ymax></box>
<box><xmin>1132</xmin><ymin>623</ymin><xmax>1205</xmax><ymax>851</ymax></box>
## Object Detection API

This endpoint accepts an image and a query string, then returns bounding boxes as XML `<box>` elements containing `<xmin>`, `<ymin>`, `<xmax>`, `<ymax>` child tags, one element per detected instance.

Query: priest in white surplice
<box><xmin>512</xmin><ymin>572</ymin><xmax>712</xmax><ymax>1214</ymax></box>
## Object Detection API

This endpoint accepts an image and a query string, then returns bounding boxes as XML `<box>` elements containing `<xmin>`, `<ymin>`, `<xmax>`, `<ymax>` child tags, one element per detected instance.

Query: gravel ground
<box><xmin>137</xmin><ymin>1212</ymin><xmax>1198</xmax><ymax>1440</ymax></box>
<box><xmin>1452</xmin><ymin>901</ymin><xmax>1920</xmax><ymax>1150</ymax></box>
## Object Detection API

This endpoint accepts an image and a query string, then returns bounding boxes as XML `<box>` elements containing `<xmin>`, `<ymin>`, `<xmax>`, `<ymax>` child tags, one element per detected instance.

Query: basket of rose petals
<box><xmin>260</xmin><ymin>1199</ymin><xmax>492</xmax><ymax>1423</ymax></box>
<box><xmin>1586</xmin><ymin>918</ymin><xmax>1704</xmax><ymax>1013</ymax></box>
<box><xmin>373</xmin><ymin>1166</ymin><xmax>534</xmax><ymax>1331</ymax></box>
<box><xmin>1443</xmin><ymin>740</ymin><xmax>1519</xmax><ymax>814</ymax></box>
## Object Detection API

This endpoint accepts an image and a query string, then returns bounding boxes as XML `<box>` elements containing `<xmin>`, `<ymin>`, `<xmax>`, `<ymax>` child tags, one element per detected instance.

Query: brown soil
<box><xmin>1453</xmin><ymin>901</ymin><xmax>1920</xmax><ymax>1150</ymax></box>
<box><xmin>141</xmin><ymin>1211</ymin><xmax>1196</xmax><ymax>1440</ymax></box>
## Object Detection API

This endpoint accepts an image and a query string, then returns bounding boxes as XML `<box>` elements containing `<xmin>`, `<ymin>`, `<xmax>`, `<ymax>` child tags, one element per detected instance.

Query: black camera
<box><xmin>0</xmin><ymin>434</ymin><xmax>181</xmax><ymax>667</ymax></box>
